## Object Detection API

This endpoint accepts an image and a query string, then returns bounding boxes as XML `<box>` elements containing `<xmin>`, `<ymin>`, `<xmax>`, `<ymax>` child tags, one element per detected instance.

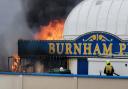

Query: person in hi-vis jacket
<box><xmin>104</xmin><ymin>60</ymin><xmax>114</xmax><ymax>76</ymax></box>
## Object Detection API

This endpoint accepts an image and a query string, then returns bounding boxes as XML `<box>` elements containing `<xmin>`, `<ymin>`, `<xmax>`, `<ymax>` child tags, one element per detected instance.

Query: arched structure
<box><xmin>64</xmin><ymin>0</ymin><xmax>128</xmax><ymax>40</ymax></box>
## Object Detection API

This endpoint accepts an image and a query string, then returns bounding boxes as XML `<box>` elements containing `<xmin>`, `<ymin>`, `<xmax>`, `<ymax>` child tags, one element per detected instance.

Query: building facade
<box><xmin>64</xmin><ymin>0</ymin><xmax>128</xmax><ymax>76</ymax></box>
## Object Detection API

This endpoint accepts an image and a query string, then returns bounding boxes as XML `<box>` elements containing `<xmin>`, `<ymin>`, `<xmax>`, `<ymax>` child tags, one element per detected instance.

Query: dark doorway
<box><xmin>77</xmin><ymin>58</ymin><xmax>88</xmax><ymax>75</ymax></box>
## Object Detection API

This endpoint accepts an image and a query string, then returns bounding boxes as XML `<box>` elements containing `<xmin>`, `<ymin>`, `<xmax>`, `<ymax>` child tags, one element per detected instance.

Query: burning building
<box><xmin>8</xmin><ymin>0</ymin><xmax>83</xmax><ymax>72</ymax></box>
<box><xmin>15</xmin><ymin>0</ymin><xmax>128</xmax><ymax>76</ymax></box>
<box><xmin>6</xmin><ymin>0</ymin><xmax>128</xmax><ymax>76</ymax></box>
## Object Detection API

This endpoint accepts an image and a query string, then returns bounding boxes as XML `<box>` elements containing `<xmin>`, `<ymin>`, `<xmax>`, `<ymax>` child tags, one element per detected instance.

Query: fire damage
<box><xmin>8</xmin><ymin>0</ymin><xmax>83</xmax><ymax>73</ymax></box>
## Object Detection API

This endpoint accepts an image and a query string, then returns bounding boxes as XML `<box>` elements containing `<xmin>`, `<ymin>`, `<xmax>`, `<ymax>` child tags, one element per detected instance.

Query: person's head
<box><xmin>106</xmin><ymin>60</ymin><xmax>111</xmax><ymax>65</ymax></box>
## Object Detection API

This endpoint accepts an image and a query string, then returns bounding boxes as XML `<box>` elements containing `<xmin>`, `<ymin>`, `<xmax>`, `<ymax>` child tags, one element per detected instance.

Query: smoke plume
<box><xmin>0</xmin><ymin>0</ymin><xmax>33</xmax><ymax>71</ymax></box>
<box><xmin>0</xmin><ymin>0</ymin><xmax>83</xmax><ymax>71</ymax></box>
<box><xmin>25</xmin><ymin>0</ymin><xmax>83</xmax><ymax>29</ymax></box>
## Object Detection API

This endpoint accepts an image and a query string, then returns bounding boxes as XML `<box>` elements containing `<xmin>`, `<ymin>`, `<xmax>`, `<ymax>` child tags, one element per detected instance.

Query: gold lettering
<box><xmin>49</xmin><ymin>43</ymin><xmax>55</xmax><ymax>54</ymax></box>
<box><xmin>74</xmin><ymin>43</ymin><xmax>82</xmax><ymax>55</ymax></box>
<box><xmin>83</xmin><ymin>43</ymin><xmax>92</xmax><ymax>55</ymax></box>
<box><xmin>65</xmin><ymin>43</ymin><xmax>72</xmax><ymax>54</ymax></box>
<box><xmin>103</xmin><ymin>43</ymin><xmax>112</xmax><ymax>55</ymax></box>
<box><xmin>56</xmin><ymin>43</ymin><xmax>64</xmax><ymax>54</ymax></box>
<box><xmin>119</xmin><ymin>43</ymin><xmax>126</xmax><ymax>55</ymax></box>
<box><xmin>93</xmin><ymin>43</ymin><xmax>101</xmax><ymax>55</ymax></box>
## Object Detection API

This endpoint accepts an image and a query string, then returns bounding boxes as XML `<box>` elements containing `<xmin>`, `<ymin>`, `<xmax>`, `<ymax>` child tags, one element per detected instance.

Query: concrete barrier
<box><xmin>78</xmin><ymin>78</ymin><xmax>128</xmax><ymax>89</ymax></box>
<box><xmin>0</xmin><ymin>73</ymin><xmax>128</xmax><ymax>89</ymax></box>
<box><xmin>0</xmin><ymin>74</ymin><xmax>22</xmax><ymax>89</ymax></box>
<box><xmin>23</xmin><ymin>75</ymin><xmax>77</xmax><ymax>89</ymax></box>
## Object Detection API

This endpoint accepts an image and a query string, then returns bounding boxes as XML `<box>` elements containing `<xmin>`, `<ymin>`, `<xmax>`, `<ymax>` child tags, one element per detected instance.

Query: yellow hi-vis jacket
<box><xmin>104</xmin><ymin>65</ymin><xmax>114</xmax><ymax>75</ymax></box>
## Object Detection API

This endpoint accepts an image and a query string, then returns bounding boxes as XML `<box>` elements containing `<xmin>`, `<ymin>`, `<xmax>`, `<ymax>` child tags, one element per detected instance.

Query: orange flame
<box><xmin>11</xmin><ymin>54</ymin><xmax>20</xmax><ymax>72</ymax></box>
<box><xmin>34</xmin><ymin>19</ymin><xmax>64</xmax><ymax>40</ymax></box>
<box><xmin>12</xmin><ymin>20</ymin><xmax>64</xmax><ymax>72</ymax></box>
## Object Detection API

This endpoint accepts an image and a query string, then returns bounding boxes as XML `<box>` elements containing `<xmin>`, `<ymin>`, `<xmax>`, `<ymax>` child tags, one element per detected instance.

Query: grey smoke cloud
<box><xmin>0</xmin><ymin>0</ymin><xmax>82</xmax><ymax>71</ymax></box>
<box><xmin>0</xmin><ymin>0</ymin><xmax>33</xmax><ymax>71</ymax></box>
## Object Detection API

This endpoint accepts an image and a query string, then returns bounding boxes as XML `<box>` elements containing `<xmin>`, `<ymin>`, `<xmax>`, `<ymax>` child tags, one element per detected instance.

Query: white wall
<box><xmin>88</xmin><ymin>58</ymin><xmax>128</xmax><ymax>76</ymax></box>
<box><xmin>69</xmin><ymin>59</ymin><xmax>78</xmax><ymax>74</ymax></box>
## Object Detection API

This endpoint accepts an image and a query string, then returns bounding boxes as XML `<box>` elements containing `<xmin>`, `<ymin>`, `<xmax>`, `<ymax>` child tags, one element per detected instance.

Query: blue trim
<box><xmin>0</xmin><ymin>72</ymin><xmax>128</xmax><ymax>79</ymax></box>
<box><xmin>0</xmin><ymin>72</ymin><xmax>22</xmax><ymax>75</ymax></box>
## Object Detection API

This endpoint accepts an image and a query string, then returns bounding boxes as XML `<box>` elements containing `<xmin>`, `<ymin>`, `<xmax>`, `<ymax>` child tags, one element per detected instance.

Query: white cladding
<box><xmin>64</xmin><ymin>0</ymin><xmax>128</xmax><ymax>40</ymax></box>
<box><xmin>64</xmin><ymin>0</ymin><xmax>128</xmax><ymax>75</ymax></box>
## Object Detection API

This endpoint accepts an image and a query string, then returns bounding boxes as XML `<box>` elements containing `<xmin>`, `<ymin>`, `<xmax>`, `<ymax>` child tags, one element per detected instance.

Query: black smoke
<box><xmin>25</xmin><ymin>0</ymin><xmax>83</xmax><ymax>29</ymax></box>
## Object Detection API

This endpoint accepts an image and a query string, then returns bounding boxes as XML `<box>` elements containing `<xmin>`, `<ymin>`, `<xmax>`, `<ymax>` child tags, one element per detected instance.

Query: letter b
<box><xmin>49</xmin><ymin>43</ymin><xmax>55</xmax><ymax>54</ymax></box>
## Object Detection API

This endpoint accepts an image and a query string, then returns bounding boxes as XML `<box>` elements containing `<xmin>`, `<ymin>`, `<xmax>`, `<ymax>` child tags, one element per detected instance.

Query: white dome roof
<box><xmin>64</xmin><ymin>0</ymin><xmax>128</xmax><ymax>40</ymax></box>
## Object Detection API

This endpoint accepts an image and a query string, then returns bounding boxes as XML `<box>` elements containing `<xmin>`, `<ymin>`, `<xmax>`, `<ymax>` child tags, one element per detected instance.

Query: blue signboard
<box><xmin>18</xmin><ymin>31</ymin><xmax>128</xmax><ymax>58</ymax></box>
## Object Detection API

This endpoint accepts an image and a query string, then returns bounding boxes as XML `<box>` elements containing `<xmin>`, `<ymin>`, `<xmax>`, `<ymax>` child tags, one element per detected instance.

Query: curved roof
<box><xmin>64</xmin><ymin>0</ymin><xmax>128</xmax><ymax>39</ymax></box>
